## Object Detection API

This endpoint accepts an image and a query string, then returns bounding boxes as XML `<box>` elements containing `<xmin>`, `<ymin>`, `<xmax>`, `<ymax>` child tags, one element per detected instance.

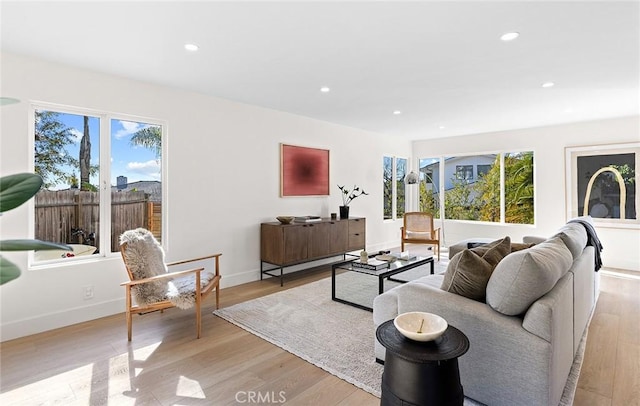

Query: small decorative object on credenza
<box><xmin>337</xmin><ymin>184</ymin><xmax>369</xmax><ymax>219</ymax></box>
<box><xmin>276</xmin><ymin>216</ymin><xmax>294</xmax><ymax>224</ymax></box>
<box><xmin>294</xmin><ymin>215</ymin><xmax>322</xmax><ymax>223</ymax></box>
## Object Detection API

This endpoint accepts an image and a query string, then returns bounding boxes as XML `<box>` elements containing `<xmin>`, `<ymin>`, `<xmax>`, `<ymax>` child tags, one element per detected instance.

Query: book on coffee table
<box><xmin>375</xmin><ymin>252</ymin><xmax>417</xmax><ymax>262</ymax></box>
<box><xmin>351</xmin><ymin>259</ymin><xmax>389</xmax><ymax>270</ymax></box>
<box><xmin>375</xmin><ymin>253</ymin><xmax>400</xmax><ymax>262</ymax></box>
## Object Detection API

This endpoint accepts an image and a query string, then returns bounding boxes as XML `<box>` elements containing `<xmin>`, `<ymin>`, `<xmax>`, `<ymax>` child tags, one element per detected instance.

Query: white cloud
<box><xmin>113</xmin><ymin>120</ymin><xmax>145</xmax><ymax>140</ymax></box>
<box><xmin>127</xmin><ymin>160</ymin><xmax>161</xmax><ymax>179</ymax></box>
<box><xmin>70</xmin><ymin>128</ymin><xmax>83</xmax><ymax>143</ymax></box>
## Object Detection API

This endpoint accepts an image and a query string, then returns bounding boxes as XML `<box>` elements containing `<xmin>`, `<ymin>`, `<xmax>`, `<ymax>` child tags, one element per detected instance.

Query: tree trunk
<box><xmin>79</xmin><ymin>116</ymin><xmax>91</xmax><ymax>190</ymax></box>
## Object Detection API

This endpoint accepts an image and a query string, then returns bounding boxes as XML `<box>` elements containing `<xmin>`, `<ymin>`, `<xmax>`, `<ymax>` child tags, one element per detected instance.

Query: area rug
<box><xmin>213</xmin><ymin>266</ymin><xmax>587</xmax><ymax>405</ymax></box>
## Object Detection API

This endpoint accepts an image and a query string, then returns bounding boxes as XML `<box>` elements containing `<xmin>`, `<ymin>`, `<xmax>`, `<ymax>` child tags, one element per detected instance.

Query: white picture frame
<box><xmin>565</xmin><ymin>142</ymin><xmax>639</xmax><ymax>229</ymax></box>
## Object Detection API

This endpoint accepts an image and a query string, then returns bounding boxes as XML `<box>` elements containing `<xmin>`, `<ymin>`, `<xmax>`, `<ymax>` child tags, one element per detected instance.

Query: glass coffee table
<box><xmin>331</xmin><ymin>255</ymin><xmax>435</xmax><ymax>311</ymax></box>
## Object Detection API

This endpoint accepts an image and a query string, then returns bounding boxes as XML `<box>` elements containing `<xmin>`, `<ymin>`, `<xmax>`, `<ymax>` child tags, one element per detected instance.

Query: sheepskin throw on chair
<box><xmin>119</xmin><ymin>228</ymin><xmax>215</xmax><ymax>309</ymax></box>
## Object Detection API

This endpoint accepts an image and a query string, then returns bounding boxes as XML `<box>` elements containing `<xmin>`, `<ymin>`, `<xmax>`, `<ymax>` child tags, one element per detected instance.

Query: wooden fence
<box><xmin>35</xmin><ymin>190</ymin><xmax>161</xmax><ymax>253</ymax></box>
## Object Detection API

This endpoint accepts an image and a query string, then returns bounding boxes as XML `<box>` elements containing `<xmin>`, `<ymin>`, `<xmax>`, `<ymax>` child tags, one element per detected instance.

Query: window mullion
<box><xmin>500</xmin><ymin>153</ymin><xmax>505</xmax><ymax>223</ymax></box>
<box><xmin>439</xmin><ymin>158</ymin><xmax>445</xmax><ymax>220</ymax></box>
<box><xmin>99</xmin><ymin>116</ymin><xmax>111</xmax><ymax>256</ymax></box>
<box><xmin>392</xmin><ymin>157</ymin><xmax>397</xmax><ymax>219</ymax></box>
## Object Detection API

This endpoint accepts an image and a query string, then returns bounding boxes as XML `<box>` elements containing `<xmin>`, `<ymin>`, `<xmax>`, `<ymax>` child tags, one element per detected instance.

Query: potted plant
<box><xmin>337</xmin><ymin>184</ymin><xmax>369</xmax><ymax>219</ymax></box>
<box><xmin>0</xmin><ymin>173</ymin><xmax>71</xmax><ymax>284</ymax></box>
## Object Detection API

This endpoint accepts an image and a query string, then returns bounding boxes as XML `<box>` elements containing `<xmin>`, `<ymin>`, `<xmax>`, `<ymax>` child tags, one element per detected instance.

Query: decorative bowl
<box><xmin>276</xmin><ymin>216</ymin><xmax>294</xmax><ymax>224</ymax></box>
<box><xmin>393</xmin><ymin>312</ymin><xmax>448</xmax><ymax>342</ymax></box>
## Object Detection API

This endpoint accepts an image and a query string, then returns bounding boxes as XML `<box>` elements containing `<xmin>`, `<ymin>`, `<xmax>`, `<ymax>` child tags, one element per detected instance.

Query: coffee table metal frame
<box><xmin>331</xmin><ymin>255</ymin><xmax>435</xmax><ymax>311</ymax></box>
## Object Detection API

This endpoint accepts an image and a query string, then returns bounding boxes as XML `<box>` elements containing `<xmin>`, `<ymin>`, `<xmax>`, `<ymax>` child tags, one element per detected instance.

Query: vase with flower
<box><xmin>338</xmin><ymin>184</ymin><xmax>369</xmax><ymax>219</ymax></box>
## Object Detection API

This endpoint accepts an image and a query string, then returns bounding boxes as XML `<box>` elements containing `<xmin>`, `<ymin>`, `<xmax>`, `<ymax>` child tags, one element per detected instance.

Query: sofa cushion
<box><xmin>406</xmin><ymin>231</ymin><xmax>431</xmax><ymax>239</ymax></box>
<box><xmin>510</xmin><ymin>242</ymin><xmax>536</xmax><ymax>252</ymax></box>
<box><xmin>448</xmin><ymin>238</ymin><xmax>496</xmax><ymax>259</ymax></box>
<box><xmin>467</xmin><ymin>241</ymin><xmax>487</xmax><ymax>249</ymax></box>
<box><xmin>472</xmin><ymin>241</ymin><xmax>536</xmax><ymax>253</ymax></box>
<box><xmin>441</xmin><ymin>236</ymin><xmax>511</xmax><ymax>301</ymax></box>
<box><xmin>486</xmin><ymin>236</ymin><xmax>573</xmax><ymax>316</ymax></box>
<box><xmin>553</xmin><ymin>223</ymin><xmax>587</xmax><ymax>260</ymax></box>
<box><xmin>523</xmin><ymin>235</ymin><xmax>546</xmax><ymax>244</ymax></box>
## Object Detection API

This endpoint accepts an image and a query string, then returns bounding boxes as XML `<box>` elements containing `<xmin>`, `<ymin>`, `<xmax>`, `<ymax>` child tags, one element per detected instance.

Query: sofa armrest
<box><xmin>523</xmin><ymin>271</ymin><xmax>574</xmax><ymax>343</ymax></box>
<box><xmin>373</xmin><ymin>288</ymin><xmax>399</xmax><ymax>327</ymax></box>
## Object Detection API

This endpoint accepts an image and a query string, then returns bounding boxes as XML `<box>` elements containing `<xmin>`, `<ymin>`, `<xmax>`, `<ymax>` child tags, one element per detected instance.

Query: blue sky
<box><xmin>48</xmin><ymin>112</ymin><xmax>160</xmax><ymax>189</ymax></box>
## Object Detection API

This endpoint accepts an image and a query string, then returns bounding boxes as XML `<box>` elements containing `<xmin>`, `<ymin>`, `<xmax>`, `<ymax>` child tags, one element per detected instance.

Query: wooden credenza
<box><xmin>261</xmin><ymin>217</ymin><xmax>366</xmax><ymax>285</ymax></box>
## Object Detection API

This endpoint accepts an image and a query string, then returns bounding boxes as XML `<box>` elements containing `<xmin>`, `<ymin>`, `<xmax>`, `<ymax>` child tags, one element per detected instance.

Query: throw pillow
<box><xmin>467</xmin><ymin>242</ymin><xmax>487</xmax><ymax>249</ymax></box>
<box><xmin>553</xmin><ymin>223</ymin><xmax>587</xmax><ymax>260</ymax></box>
<box><xmin>486</xmin><ymin>236</ymin><xmax>573</xmax><ymax>316</ymax></box>
<box><xmin>441</xmin><ymin>236</ymin><xmax>511</xmax><ymax>301</ymax></box>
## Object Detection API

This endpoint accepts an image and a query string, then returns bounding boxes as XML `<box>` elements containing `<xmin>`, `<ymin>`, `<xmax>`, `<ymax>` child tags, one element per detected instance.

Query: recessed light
<box><xmin>320</xmin><ymin>86</ymin><xmax>330</xmax><ymax>93</ymax></box>
<box><xmin>439</xmin><ymin>126</ymin><xmax>445</xmax><ymax>130</ymax></box>
<box><xmin>500</xmin><ymin>32</ymin><xmax>520</xmax><ymax>41</ymax></box>
<box><xmin>184</xmin><ymin>43</ymin><xmax>199</xmax><ymax>52</ymax></box>
<box><xmin>542</xmin><ymin>82</ymin><xmax>555</xmax><ymax>88</ymax></box>
<box><xmin>393</xmin><ymin>110</ymin><xmax>402</xmax><ymax>115</ymax></box>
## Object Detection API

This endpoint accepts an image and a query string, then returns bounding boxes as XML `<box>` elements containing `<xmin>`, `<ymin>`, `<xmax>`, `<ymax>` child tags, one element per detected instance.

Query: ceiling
<box><xmin>1</xmin><ymin>1</ymin><xmax>638</xmax><ymax>140</ymax></box>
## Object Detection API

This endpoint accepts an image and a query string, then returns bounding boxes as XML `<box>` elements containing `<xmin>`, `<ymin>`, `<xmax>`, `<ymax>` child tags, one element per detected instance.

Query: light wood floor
<box><xmin>0</xmin><ymin>266</ymin><xmax>638</xmax><ymax>405</ymax></box>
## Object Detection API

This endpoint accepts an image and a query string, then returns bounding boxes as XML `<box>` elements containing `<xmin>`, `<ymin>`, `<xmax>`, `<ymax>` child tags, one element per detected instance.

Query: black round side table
<box><xmin>376</xmin><ymin>319</ymin><xmax>470</xmax><ymax>406</ymax></box>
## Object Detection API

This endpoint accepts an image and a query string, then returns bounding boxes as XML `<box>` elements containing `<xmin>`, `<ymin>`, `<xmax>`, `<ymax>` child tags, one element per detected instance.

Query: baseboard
<box><xmin>0</xmin><ymin>298</ymin><xmax>122</xmax><ymax>342</ymax></box>
<box><xmin>220</xmin><ymin>268</ymin><xmax>262</xmax><ymax>288</ymax></box>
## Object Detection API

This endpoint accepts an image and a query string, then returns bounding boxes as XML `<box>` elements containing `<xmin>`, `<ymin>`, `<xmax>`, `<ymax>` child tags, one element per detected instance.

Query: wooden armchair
<box><xmin>119</xmin><ymin>228</ymin><xmax>221</xmax><ymax>341</ymax></box>
<box><xmin>400</xmin><ymin>212</ymin><xmax>441</xmax><ymax>261</ymax></box>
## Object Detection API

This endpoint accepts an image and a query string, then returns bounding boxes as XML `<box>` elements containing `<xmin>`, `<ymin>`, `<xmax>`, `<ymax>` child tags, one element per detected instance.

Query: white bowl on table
<box><xmin>394</xmin><ymin>312</ymin><xmax>448</xmax><ymax>342</ymax></box>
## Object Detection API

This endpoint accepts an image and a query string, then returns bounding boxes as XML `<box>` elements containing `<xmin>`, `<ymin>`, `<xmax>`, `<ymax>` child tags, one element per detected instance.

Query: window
<box><xmin>32</xmin><ymin>105</ymin><xmax>164</xmax><ymax>263</ymax></box>
<box><xmin>418</xmin><ymin>157</ymin><xmax>441</xmax><ymax>218</ymax></box>
<box><xmin>455</xmin><ymin>165</ymin><xmax>473</xmax><ymax>181</ymax></box>
<box><xmin>439</xmin><ymin>152</ymin><xmax>534</xmax><ymax>224</ymax></box>
<box><xmin>504</xmin><ymin>152</ymin><xmax>534</xmax><ymax>224</ymax></box>
<box><xmin>383</xmin><ymin>155</ymin><xmax>407</xmax><ymax>220</ymax></box>
<box><xmin>383</xmin><ymin>156</ymin><xmax>393</xmax><ymax>220</ymax></box>
<box><xmin>396</xmin><ymin>157</ymin><xmax>407</xmax><ymax>218</ymax></box>
<box><xmin>477</xmin><ymin>164</ymin><xmax>492</xmax><ymax>178</ymax></box>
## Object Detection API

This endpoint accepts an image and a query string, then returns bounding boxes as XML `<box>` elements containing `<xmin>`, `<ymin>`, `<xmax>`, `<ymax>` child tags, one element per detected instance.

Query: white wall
<box><xmin>413</xmin><ymin>117</ymin><xmax>640</xmax><ymax>271</ymax></box>
<box><xmin>0</xmin><ymin>52</ymin><xmax>411</xmax><ymax>341</ymax></box>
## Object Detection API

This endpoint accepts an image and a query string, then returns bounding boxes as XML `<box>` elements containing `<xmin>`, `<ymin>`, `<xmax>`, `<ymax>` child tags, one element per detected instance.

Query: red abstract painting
<box><xmin>281</xmin><ymin>144</ymin><xmax>330</xmax><ymax>196</ymax></box>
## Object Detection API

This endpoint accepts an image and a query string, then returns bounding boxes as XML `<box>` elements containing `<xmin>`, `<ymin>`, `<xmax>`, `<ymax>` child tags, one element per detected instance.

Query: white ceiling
<box><xmin>1</xmin><ymin>1</ymin><xmax>639</xmax><ymax>140</ymax></box>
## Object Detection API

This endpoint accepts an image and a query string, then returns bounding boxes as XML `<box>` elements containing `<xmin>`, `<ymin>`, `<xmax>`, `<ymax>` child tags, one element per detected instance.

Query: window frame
<box><xmin>565</xmin><ymin>143</ymin><xmax>639</xmax><ymax>229</ymax></box>
<box><xmin>28</xmin><ymin>102</ymin><xmax>168</xmax><ymax>267</ymax></box>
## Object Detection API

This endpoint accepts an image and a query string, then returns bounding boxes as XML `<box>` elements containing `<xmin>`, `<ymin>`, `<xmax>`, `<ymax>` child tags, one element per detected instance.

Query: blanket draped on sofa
<box><xmin>569</xmin><ymin>218</ymin><xmax>603</xmax><ymax>271</ymax></box>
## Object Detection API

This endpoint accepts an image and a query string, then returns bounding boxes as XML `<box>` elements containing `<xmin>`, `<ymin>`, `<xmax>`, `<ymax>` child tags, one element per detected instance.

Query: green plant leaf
<box><xmin>0</xmin><ymin>256</ymin><xmax>21</xmax><ymax>285</ymax></box>
<box><xmin>0</xmin><ymin>239</ymin><xmax>72</xmax><ymax>251</ymax></box>
<box><xmin>0</xmin><ymin>173</ymin><xmax>43</xmax><ymax>213</ymax></box>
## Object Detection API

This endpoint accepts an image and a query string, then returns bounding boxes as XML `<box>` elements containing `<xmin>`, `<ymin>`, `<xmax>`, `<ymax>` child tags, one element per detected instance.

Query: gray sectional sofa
<box><xmin>373</xmin><ymin>217</ymin><xmax>600</xmax><ymax>406</ymax></box>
